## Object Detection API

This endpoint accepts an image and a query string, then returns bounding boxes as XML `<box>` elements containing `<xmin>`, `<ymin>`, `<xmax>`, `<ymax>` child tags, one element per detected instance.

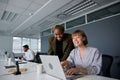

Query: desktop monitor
<box><xmin>34</xmin><ymin>52</ymin><xmax>47</xmax><ymax>63</ymax></box>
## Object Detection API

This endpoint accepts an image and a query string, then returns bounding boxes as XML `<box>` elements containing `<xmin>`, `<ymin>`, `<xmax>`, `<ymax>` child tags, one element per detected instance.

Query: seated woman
<box><xmin>61</xmin><ymin>30</ymin><xmax>102</xmax><ymax>75</ymax></box>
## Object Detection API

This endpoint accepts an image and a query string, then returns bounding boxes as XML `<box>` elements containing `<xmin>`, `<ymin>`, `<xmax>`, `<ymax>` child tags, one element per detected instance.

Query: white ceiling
<box><xmin>0</xmin><ymin>0</ymin><xmax>119</xmax><ymax>38</ymax></box>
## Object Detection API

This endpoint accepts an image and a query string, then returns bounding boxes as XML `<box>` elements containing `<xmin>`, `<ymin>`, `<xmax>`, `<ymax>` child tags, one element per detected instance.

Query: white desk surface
<box><xmin>0</xmin><ymin>61</ymin><xmax>118</xmax><ymax>80</ymax></box>
<box><xmin>0</xmin><ymin>61</ymin><xmax>36</xmax><ymax>75</ymax></box>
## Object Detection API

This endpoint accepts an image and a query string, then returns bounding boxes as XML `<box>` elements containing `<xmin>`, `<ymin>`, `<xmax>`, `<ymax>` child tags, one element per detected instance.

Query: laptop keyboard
<box><xmin>65</xmin><ymin>74</ymin><xmax>73</xmax><ymax>78</ymax></box>
<box><xmin>66</xmin><ymin>74</ymin><xmax>84</xmax><ymax>80</ymax></box>
<box><xmin>5</xmin><ymin>65</ymin><xmax>16</xmax><ymax>69</ymax></box>
<box><xmin>64</xmin><ymin>71</ymin><xmax>84</xmax><ymax>80</ymax></box>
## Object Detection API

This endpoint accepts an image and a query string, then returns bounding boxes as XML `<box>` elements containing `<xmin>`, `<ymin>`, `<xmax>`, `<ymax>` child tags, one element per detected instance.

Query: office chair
<box><xmin>101</xmin><ymin>54</ymin><xmax>113</xmax><ymax>77</ymax></box>
<box><xmin>34</xmin><ymin>52</ymin><xmax>47</xmax><ymax>63</ymax></box>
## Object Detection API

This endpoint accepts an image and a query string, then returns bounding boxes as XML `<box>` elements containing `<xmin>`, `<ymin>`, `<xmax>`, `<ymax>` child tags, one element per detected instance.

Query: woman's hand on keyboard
<box><xmin>61</xmin><ymin>60</ymin><xmax>69</xmax><ymax>69</ymax></box>
<box><xmin>66</xmin><ymin>68</ymin><xmax>79</xmax><ymax>75</ymax></box>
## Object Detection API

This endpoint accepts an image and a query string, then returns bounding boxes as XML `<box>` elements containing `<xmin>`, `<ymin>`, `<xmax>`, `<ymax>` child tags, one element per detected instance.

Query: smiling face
<box><xmin>72</xmin><ymin>35</ymin><xmax>85</xmax><ymax>47</ymax></box>
<box><xmin>53</xmin><ymin>25</ymin><xmax>64</xmax><ymax>41</ymax></box>
<box><xmin>54</xmin><ymin>29</ymin><xmax>64</xmax><ymax>41</ymax></box>
<box><xmin>72</xmin><ymin>30</ymin><xmax>88</xmax><ymax>47</ymax></box>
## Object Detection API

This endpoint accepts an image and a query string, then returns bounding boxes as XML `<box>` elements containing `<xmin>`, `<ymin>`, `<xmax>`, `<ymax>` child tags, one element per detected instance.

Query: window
<box><xmin>30</xmin><ymin>39</ymin><xmax>38</xmax><ymax>52</ymax></box>
<box><xmin>38</xmin><ymin>39</ymin><xmax>41</xmax><ymax>52</ymax></box>
<box><xmin>87</xmin><ymin>2</ymin><xmax>120</xmax><ymax>22</ymax></box>
<box><xmin>13</xmin><ymin>37</ymin><xmax>41</xmax><ymax>53</ymax></box>
<box><xmin>66</xmin><ymin>16</ymin><xmax>85</xmax><ymax>29</ymax></box>
<box><xmin>22</xmin><ymin>38</ymin><xmax>30</xmax><ymax>46</ymax></box>
<box><xmin>41</xmin><ymin>28</ymin><xmax>51</xmax><ymax>36</ymax></box>
<box><xmin>13</xmin><ymin>37</ymin><xmax>22</xmax><ymax>53</ymax></box>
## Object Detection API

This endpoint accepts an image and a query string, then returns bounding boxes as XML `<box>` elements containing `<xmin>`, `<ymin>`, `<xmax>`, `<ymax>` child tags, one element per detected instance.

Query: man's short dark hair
<box><xmin>52</xmin><ymin>25</ymin><xmax>64</xmax><ymax>33</ymax></box>
<box><xmin>23</xmin><ymin>45</ymin><xmax>29</xmax><ymax>49</ymax></box>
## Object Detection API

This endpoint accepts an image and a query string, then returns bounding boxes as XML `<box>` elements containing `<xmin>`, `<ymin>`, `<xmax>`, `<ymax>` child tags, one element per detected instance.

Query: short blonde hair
<box><xmin>52</xmin><ymin>25</ymin><xmax>64</xmax><ymax>33</ymax></box>
<box><xmin>72</xmin><ymin>30</ymin><xmax>88</xmax><ymax>45</ymax></box>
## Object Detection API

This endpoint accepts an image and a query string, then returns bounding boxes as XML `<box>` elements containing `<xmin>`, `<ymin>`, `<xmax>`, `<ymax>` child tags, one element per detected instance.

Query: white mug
<box><xmin>36</xmin><ymin>64</ymin><xmax>43</xmax><ymax>74</ymax></box>
<box><xmin>7</xmin><ymin>58</ymin><xmax>11</xmax><ymax>65</ymax></box>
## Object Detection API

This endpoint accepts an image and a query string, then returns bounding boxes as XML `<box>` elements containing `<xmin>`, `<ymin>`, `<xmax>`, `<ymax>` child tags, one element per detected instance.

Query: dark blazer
<box><xmin>48</xmin><ymin>33</ymin><xmax>74</xmax><ymax>61</ymax></box>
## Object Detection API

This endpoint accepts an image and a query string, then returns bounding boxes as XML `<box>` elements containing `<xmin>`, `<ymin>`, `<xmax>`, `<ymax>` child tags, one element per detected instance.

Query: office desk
<box><xmin>75</xmin><ymin>75</ymin><xmax>118</xmax><ymax>80</ymax></box>
<box><xmin>0</xmin><ymin>73</ymin><xmax>60</xmax><ymax>80</ymax></box>
<box><xmin>0</xmin><ymin>61</ymin><xmax>11</xmax><ymax>76</ymax></box>
<box><xmin>0</xmin><ymin>61</ymin><xmax>37</xmax><ymax>75</ymax></box>
<box><xmin>0</xmin><ymin>61</ymin><xmax>59</xmax><ymax>80</ymax></box>
<box><xmin>0</xmin><ymin>61</ymin><xmax>118</xmax><ymax>80</ymax></box>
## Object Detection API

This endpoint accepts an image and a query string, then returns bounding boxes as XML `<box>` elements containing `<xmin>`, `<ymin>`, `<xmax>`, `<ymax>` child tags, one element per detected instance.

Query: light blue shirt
<box><xmin>67</xmin><ymin>47</ymin><xmax>102</xmax><ymax>74</ymax></box>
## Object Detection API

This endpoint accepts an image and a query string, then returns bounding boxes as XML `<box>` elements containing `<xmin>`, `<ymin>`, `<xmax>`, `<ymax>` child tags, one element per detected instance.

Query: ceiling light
<box><xmin>63</xmin><ymin>0</ymin><xmax>97</xmax><ymax>15</ymax></box>
<box><xmin>1</xmin><ymin>10</ymin><xmax>18</xmax><ymax>22</ymax></box>
<box><xmin>57</xmin><ymin>14</ymin><xmax>67</xmax><ymax>19</ymax></box>
<box><xmin>29</xmin><ymin>13</ymin><xmax>33</xmax><ymax>16</ymax></box>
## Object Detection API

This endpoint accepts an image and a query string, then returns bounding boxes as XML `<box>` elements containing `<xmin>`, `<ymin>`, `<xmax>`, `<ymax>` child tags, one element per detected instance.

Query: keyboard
<box><xmin>65</xmin><ymin>73</ymin><xmax>84</xmax><ymax>79</ymax></box>
<box><xmin>18</xmin><ymin>60</ymin><xmax>27</xmax><ymax>64</ymax></box>
<box><xmin>63</xmin><ymin>68</ymin><xmax>84</xmax><ymax>79</ymax></box>
<box><xmin>5</xmin><ymin>65</ymin><xmax>16</xmax><ymax>69</ymax></box>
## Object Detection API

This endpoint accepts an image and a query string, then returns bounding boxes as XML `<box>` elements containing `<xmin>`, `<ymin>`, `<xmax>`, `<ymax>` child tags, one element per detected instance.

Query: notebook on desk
<box><xmin>40</xmin><ymin>55</ymin><xmax>83</xmax><ymax>80</ymax></box>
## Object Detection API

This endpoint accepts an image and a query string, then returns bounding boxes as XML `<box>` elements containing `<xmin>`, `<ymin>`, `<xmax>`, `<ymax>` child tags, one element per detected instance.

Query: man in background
<box><xmin>21</xmin><ymin>45</ymin><xmax>35</xmax><ymax>62</ymax></box>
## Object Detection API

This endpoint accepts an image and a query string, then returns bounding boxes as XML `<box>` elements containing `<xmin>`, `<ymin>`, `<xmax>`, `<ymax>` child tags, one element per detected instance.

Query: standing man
<box><xmin>22</xmin><ymin>45</ymin><xmax>35</xmax><ymax>62</ymax></box>
<box><xmin>48</xmin><ymin>25</ymin><xmax>74</xmax><ymax>61</ymax></box>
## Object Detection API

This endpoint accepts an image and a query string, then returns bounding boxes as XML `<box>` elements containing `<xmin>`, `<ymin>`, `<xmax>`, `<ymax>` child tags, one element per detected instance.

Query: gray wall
<box><xmin>41</xmin><ymin>15</ymin><xmax>120</xmax><ymax>79</ymax></box>
<box><xmin>0</xmin><ymin>35</ymin><xmax>13</xmax><ymax>52</ymax></box>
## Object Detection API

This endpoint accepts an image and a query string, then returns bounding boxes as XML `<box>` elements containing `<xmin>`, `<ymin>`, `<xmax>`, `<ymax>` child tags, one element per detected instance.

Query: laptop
<box><xmin>40</xmin><ymin>55</ymin><xmax>83</xmax><ymax>80</ymax></box>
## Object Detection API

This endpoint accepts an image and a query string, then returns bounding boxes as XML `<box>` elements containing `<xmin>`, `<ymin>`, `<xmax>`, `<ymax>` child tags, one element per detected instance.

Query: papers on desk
<box><xmin>18</xmin><ymin>60</ymin><xmax>27</xmax><ymax>64</ymax></box>
<box><xmin>8</xmin><ymin>68</ymin><xmax>27</xmax><ymax>74</ymax></box>
<box><xmin>15</xmin><ymin>58</ymin><xmax>27</xmax><ymax>64</ymax></box>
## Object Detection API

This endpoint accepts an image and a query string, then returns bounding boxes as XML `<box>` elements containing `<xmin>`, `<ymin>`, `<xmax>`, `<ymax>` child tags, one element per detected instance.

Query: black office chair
<box><xmin>101</xmin><ymin>54</ymin><xmax>113</xmax><ymax>77</ymax></box>
<box><xmin>34</xmin><ymin>52</ymin><xmax>47</xmax><ymax>63</ymax></box>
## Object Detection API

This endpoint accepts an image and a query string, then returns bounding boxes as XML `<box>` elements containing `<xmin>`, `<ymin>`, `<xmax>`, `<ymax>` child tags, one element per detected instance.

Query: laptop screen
<box><xmin>7</xmin><ymin>52</ymin><xmax>15</xmax><ymax>63</ymax></box>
